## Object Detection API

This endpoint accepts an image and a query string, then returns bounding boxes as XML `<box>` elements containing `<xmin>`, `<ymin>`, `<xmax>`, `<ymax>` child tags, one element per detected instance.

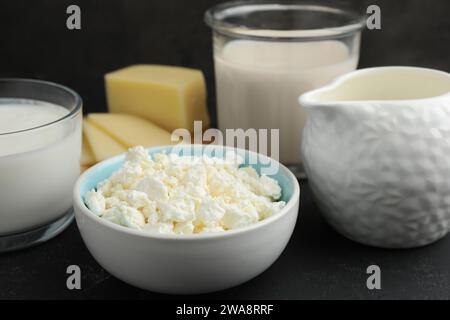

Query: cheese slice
<box><xmin>83</xmin><ymin>119</ymin><xmax>127</xmax><ymax>162</ymax></box>
<box><xmin>105</xmin><ymin>64</ymin><xmax>210</xmax><ymax>132</ymax></box>
<box><xmin>87</xmin><ymin>113</ymin><xmax>175</xmax><ymax>148</ymax></box>
<box><xmin>81</xmin><ymin>134</ymin><xmax>96</xmax><ymax>166</ymax></box>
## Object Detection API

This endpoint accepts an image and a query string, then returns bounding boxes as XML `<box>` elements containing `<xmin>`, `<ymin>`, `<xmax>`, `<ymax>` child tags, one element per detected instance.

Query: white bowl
<box><xmin>73</xmin><ymin>145</ymin><xmax>300</xmax><ymax>294</ymax></box>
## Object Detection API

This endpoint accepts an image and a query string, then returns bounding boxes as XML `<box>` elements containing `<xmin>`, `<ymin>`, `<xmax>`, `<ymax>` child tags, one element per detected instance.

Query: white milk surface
<box><xmin>0</xmin><ymin>99</ymin><xmax>81</xmax><ymax>234</ymax></box>
<box><xmin>0</xmin><ymin>100</ymin><xmax>68</xmax><ymax>134</ymax></box>
<box><xmin>214</xmin><ymin>40</ymin><xmax>358</xmax><ymax>164</ymax></box>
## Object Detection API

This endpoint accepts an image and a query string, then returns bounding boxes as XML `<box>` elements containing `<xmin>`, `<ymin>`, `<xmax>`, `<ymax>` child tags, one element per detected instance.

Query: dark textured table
<box><xmin>2</xmin><ymin>180</ymin><xmax>449</xmax><ymax>300</ymax></box>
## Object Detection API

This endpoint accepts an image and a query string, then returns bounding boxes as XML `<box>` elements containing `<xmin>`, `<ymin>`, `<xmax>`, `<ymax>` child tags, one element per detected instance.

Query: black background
<box><xmin>1</xmin><ymin>0</ymin><xmax>449</xmax><ymax>124</ymax></box>
<box><xmin>1</xmin><ymin>0</ymin><xmax>450</xmax><ymax>300</ymax></box>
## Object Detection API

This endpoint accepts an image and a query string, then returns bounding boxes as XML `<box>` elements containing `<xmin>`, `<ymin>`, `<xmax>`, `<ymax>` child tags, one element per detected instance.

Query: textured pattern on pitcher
<box><xmin>302</xmin><ymin>100</ymin><xmax>450</xmax><ymax>248</ymax></box>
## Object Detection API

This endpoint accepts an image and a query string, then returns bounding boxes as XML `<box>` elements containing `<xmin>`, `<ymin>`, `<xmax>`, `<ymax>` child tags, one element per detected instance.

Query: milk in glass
<box><xmin>214</xmin><ymin>40</ymin><xmax>358</xmax><ymax>164</ymax></box>
<box><xmin>0</xmin><ymin>99</ymin><xmax>81</xmax><ymax>234</ymax></box>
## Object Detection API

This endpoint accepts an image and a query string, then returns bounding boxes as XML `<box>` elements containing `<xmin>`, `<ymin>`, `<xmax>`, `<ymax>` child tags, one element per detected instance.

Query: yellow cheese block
<box><xmin>81</xmin><ymin>134</ymin><xmax>96</xmax><ymax>166</ymax></box>
<box><xmin>87</xmin><ymin>113</ymin><xmax>175</xmax><ymax>148</ymax></box>
<box><xmin>105</xmin><ymin>64</ymin><xmax>210</xmax><ymax>132</ymax></box>
<box><xmin>83</xmin><ymin>119</ymin><xmax>127</xmax><ymax>162</ymax></box>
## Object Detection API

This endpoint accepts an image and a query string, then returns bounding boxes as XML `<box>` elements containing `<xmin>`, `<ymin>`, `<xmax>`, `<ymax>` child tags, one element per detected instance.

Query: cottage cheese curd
<box><xmin>84</xmin><ymin>146</ymin><xmax>285</xmax><ymax>234</ymax></box>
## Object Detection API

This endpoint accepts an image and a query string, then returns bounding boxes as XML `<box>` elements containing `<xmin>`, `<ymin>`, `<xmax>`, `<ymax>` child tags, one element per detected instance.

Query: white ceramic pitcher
<box><xmin>300</xmin><ymin>66</ymin><xmax>450</xmax><ymax>248</ymax></box>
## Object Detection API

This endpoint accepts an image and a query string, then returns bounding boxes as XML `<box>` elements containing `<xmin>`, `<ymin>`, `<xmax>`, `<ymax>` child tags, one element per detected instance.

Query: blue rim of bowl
<box><xmin>74</xmin><ymin>144</ymin><xmax>300</xmax><ymax>240</ymax></box>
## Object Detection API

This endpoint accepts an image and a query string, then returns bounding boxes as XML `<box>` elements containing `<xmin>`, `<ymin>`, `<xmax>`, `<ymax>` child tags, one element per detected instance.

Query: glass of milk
<box><xmin>0</xmin><ymin>79</ymin><xmax>82</xmax><ymax>252</ymax></box>
<box><xmin>205</xmin><ymin>1</ymin><xmax>364</xmax><ymax>176</ymax></box>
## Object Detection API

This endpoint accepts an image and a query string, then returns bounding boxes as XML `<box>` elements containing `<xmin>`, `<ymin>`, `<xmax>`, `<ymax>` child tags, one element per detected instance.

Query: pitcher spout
<box><xmin>299</xmin><ymin>82</ymin><xmax>339</xmax><ymax>109</ymax></box>
<box><xmin>299</xmin><ymin>66</ymin><xmax>450</xmax><ymax>110</ymax></box>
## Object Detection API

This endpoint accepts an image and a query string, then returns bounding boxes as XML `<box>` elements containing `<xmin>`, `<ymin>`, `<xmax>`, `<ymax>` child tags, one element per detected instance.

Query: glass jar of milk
<box><xmin>205</xmin><ymin>1</ymin><xmax>364</xmax><ymax>175</ymax></box>
<box><xmin>0</xmin><ymin>79</ymin><xmax>82</xmax><ymax>252</ymax></box>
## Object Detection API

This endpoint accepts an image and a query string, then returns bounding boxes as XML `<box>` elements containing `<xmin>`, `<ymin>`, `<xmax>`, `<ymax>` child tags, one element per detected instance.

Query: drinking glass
<box><xmin>205</xmin><ymin>0</ymin><xmax>364</xmax><ymax>177</ymax></box>
<box><xmin>0</xmin><ymin>79</ymin><xmax>82</xmax><ymax>252</ymax></box>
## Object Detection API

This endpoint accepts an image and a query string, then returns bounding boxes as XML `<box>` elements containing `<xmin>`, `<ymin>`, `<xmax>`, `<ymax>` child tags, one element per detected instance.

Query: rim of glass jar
<box><xmin>205</xmin><ymin>0</ymin><xmax>365</xmax><ymax>41</ymax></box>
<box><xmin>0</xmin><ymin>78</ymin><xmax>82</xmax><ymax>136</ymax></box>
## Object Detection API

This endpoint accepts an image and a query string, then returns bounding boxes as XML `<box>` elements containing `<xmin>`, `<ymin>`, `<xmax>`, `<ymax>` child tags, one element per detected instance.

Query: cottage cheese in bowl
<box><xmin>74</xmin><ymin>144</ymin><xmax>299</xmax><ymax>294</ymax></box>
<box><xmin>84</xmin><ymin>146</ymin><xmax>286</xmax><ymax>234</ymax></box>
